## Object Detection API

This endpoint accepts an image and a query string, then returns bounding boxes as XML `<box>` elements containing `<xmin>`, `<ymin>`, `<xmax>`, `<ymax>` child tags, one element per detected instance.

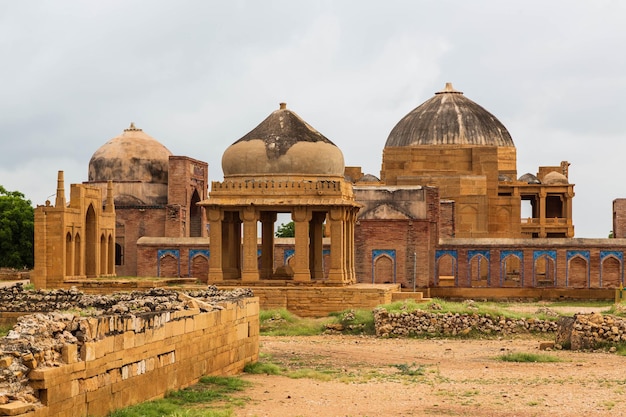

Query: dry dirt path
<box><xmin>235</xmin><ymin>335</ymin><xmax>626</xmax><ymax>417</ymax></box>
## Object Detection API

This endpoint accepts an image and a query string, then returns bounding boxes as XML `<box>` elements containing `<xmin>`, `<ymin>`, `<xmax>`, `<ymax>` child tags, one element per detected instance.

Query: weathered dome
<box><xmin>385</xmin><ymin>83</ymin><xmax>515</xmax><ymax>148</ymax></box>
<box><xmin>543</xmin><ymin>171</ymin><xmax>568</xmax><ymax>185</ymax></box>
<box><xmin>222</xmin><ymin>103</ymin><xmax>345</xmax><ymax>177</ymax></box>
<box><xmin>88</xmin><ymin>123</ymin><xmax>172</xmax><ymax>184</ymax></box>
<box><xmin>519</xmin><ymin>173</ymin><xmax>541</xmax><ymax>184</ymax></box>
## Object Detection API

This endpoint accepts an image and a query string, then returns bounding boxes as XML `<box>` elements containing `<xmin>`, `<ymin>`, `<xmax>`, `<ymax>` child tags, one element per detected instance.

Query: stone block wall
<box><xmin>0</xmin><ymin>298</ymin><xmax>259</xmax><ymax>417</ymax></box>
<box><xmin>250</xmin><ymin>284</ymin><xmax>398</xmax><ymax>317</ymax></box>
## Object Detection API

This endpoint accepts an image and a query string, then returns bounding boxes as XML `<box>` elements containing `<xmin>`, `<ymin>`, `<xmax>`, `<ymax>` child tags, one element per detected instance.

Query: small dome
<box><xmin>498</xmin><ymin>174</ymin><xmax>512</xmax><ymax>182</ymax></box>
<box><xmin>543</xmin><ymin>171</ymin><xmax>568</xmax><ymax>185</ymax></box>
<box><xmin>222</xmin><ymin>103</ymin><xmax>345</xmax><ymax>177</ymax></box>
<box><xmin>357</xmin><ymin>173</ymin><xmax>381</xmax><ymax>183</ymax></box>
<box><xmin>89</xmin><ymin>123</ymin><xmax>172</xmax><ymax>184</ymax></box>
<box><xmin>385</xmin><ymin>83</ymin><xmax>515</xmax><ymax>148</ymax></box>
<box><xmin>518</xmin><ymin>173</ymin><xmax>541</xmax><ymax>184</ymax></box>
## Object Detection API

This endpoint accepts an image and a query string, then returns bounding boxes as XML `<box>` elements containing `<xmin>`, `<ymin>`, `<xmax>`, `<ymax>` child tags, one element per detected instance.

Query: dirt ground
<box><xmin>235</xmin><ymin>330</ymin><xmax>626</xmax><ymax>417</ymax></box>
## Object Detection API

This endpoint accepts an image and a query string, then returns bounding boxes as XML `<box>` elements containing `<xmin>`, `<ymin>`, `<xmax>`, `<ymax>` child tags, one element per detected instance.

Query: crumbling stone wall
<box><xmin>0</xmin><ymin>285</ymin><xmax>258</xmax><ymax>417</ymax></box>
<box><xmin>374</xmin><ymin>308</ymin><xmax>558</xmax><ymax>338</ymax></box>
<box><xmin>555</xmin><ymin>313</ymin><xmax>626</xmax><ymax>350</ymax></box>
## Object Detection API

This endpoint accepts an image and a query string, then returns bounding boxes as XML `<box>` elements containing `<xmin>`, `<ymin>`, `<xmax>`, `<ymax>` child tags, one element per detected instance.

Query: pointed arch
<box><xmin>567</xmin><ymin>255</ymin><xmax>589</xmax><ymax>288</ymax></box>
<box><xmin>85</xmin><ymin>204</ymin><xmax>97</xmax><ymax>277</ymax></box>
<box><xmin>373</xmin><ymin>254</ymin><xmax>395</xmax><ymax>284</ymax></box>
<box><xmin>158</xmin><ymin>251</ymin><xmax>180</xmax><ymax>278</ymax></box>
<box><xmin>601</xmin><ymin>255</ymin><xmax>622</xmax><ymax>288</ymax></box>
<box><xmin>108</xmin><ymin>234</ymin><xmax>114</xmax><ymax>274</ymax></box>
<box><xmin>459</xmin><ymin>205</ymin><xmax>478</xmax><ymax>235</ymax></box>
<box><xmin>435</xmin><ymin>251</ymin><xmax>457</xmax><ymax>287</ymax></box>
<box><xmin>100</xmin><ymin>234</ymin><xmax>107</xmax><ymax>276</ymax></box>
<box><xmin>65</xmin><ymin>232</ymin><xmax>73</xmax><ymax>276</ymax></box>
<box><xmin>501</xmin><ymin>252</ymin><xmax>522</xmax><ymax>287</ymax></box>
<box><xmin>189</xmin><ymin>249</ymin><xmax>210</xmax><ymax>281</ymax></box>
<box><xmin>534</xmin><ymin>251</ymin><xmax>556</xmax><ymax>287</ymax></box>
<box><xmin>468</xmin><ymin>251</ymin><xmax>490</xmax><ymax>287</ymax></box>
<box><xmin>189</xmin><ymin>189</ymin><xmax>202</xmax><ymax>237</ymax></box>
<box><xmin>74</xmin><ymin>233</ymin><xmax>81</xmax><ymax>277</ymax></box>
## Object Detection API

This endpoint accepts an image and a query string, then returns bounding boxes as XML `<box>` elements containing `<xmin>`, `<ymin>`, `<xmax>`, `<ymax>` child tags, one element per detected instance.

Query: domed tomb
<box><xmin>385</xmin><ymin>83</ymin><xmax>514</xmax><ymax>148</ymax></box>
<box><xmin>380</xmin><ymin>83</ymin><xmax>520</xmax><ymax>238</ymax></box>
<box><xmin>222</xmin><ymin>103</ymin><xmax>345</xmax><ymax>178</ymax></box>
<box><xmin>88</xmin><ymin>123</ymin><xmax>172</xmax><ymax>205</ymax></box>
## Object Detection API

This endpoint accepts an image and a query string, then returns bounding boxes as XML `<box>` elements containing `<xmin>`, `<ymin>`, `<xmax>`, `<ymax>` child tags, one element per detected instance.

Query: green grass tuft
<box><xmin>392</xmin><ymin>362</ymin><xmax>426</xmax><ymax>376</ymax></box>
<box><xmin>259</xmin><ymin>309</ymin><xmax>328</xmax><ymax>336</ymax></box>
<box><xmin>244</xmin><ymin>361</ymin><xmax>283</xmax><ymax>375</ymax></box>
<box><xmin>496</xmin><ymin>352</ymin><xmax>562</xmax><ymax>363</ymax></box>
<box><xmin>107</xmin><ymin>376</ymin><xmax>249</xmax><ymax>417</ymax></box>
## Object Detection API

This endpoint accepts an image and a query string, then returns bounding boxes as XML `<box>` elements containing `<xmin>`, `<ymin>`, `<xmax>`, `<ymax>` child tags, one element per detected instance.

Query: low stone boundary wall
<box><xmin>248</xmin><ymin>284</ymin><xmax>399</xmax><ymax>317</ymax></box>
<box><xmin>0</xmin><ymin>288</ymin><xmax>259</xmax><ymax>417</ymax></box>
<box><xmin>374</xmin><ymin>308</ymin><xmax>558</xmax><ymax>337</ymax></box>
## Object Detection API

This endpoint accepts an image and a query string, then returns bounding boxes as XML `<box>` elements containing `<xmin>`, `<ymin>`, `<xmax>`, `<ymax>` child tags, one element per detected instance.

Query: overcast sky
<box><xmin>1</xmin><ymin>1</ymin><xmax>624</xmax><ymax>238</ymax></box>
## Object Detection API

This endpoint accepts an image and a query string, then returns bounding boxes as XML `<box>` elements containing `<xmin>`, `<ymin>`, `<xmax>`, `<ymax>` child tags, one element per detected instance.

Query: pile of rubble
<box><xmin>374</xmin><ymin>308</ymin><xmax>558</xmax><ymax>338</ymax></box>
<box><xmin>556</xmin><ymin>313</ymin><xmax>626</xmax><ymax>350</ymax></box>
<box><xmin>0</xmin><ymin>285</ymin><xmax>254</xmax><ymax>406</ymax></box>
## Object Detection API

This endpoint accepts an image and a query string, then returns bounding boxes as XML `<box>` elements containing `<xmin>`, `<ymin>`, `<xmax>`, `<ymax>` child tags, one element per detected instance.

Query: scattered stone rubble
<box><xmin>0</xmin><ymin>284</ymin><xmax>254</xmax><ymax>408</ymax></box>
<box><xmin>374</xmin><ymin>307</ymin><xmax>559</xmax><ymax>338</ymax></box>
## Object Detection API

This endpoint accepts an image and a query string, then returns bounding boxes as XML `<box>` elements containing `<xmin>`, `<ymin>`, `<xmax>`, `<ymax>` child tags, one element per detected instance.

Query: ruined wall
<box><xmin>374</xmin><ymin>306</ymin><xmax>558</xmax><ymax>338</ymax></box>
<box><xmin>556</xmin><ymin>313</ymin><xmax>626</xmax><ymax>350</ymax></box>
<box><xmin>0</xmin><ymin>288</ymin><xmax>259</xmax><ymax>417</ymax></box>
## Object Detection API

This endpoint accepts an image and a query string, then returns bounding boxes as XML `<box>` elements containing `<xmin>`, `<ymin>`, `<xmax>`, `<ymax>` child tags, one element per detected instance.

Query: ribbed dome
<box><xmin>385</xmin><ymin>83</ymin><xmax>515</xmax><ymax>147</ymax></box>
<box><xmin>88</xmin><ymin>123</ymin><xmax>172</xmax><ymax>184</ymax></box>
<box><xmin>222</xmin><ymin>103</ymin><xmax>345</xmax><ymax>177</ymax></box>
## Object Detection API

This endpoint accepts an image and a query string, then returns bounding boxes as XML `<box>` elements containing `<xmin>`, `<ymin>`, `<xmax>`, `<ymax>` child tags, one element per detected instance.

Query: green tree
<box><xmin>0</xmin><ymin>186</ymin><xmax>34</xmax><ymax>268</ymax></box>
<box><xmin>275</xmin><ymin>221</ymin><xmax>295</xmax><ymax>238</ymax></box>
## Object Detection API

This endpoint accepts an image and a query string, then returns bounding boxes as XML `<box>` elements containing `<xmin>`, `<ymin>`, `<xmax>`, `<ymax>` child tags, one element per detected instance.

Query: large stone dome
<box><xmin>222</xmin><ymin>103</ymin><xmax>345</xmax><ymax>177</ymax></box>
<box><xmin>88</xmin><ymin>123</ymin><xmax>173</xmax><ymax>206</ymax></box>
<box><xmin>385</xmin><ymin>83</ymin><xmax>515</xmax><ymax>147</ymax></box>
<box><xmin>88</xmin><ymin>123</ymin><xmax>172</xmax><ymax>184</ymax></box>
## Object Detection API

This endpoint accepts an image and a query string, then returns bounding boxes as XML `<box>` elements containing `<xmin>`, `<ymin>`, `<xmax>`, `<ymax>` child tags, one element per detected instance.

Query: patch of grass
<box><xmin>243</xmin><ymin>361</ymin><xmax>282</xmax><ymax>375</ymax></box>
<box><xmin>108</xmin><ymin>376</ymin><xmax>249</xmax><ymax>417</ymax></box>
<box><xmin>259</xmin><ymin>309</ymin><xmax>329</xmax><ymax>336</ymax></box>
<box><xmin>610</xmin><ymin>343</ymin><xmax>626</xmax><ymax>356</ymax></box>
<box><xmin>392</xmin><ymin>362</ymin><xmax>426</xmax><ymax>376</ymax></box>
<box><xmin>496</xmin><ymin>352</ymin><xmax>562</xmax><ymax>363</ymax></box>
<box><xmin>286</xmin><ymin>368</ymin><xmax>336</xmax><ymax>381</ymax></box>
<box><xmin>328</xmin><ymin>309</ymin><xmax>375</xmax><ymax>335</ymax></box>
<box><xmin>0</xmin><ymin>326</ymin><xmax>12</xmax><ymax>337</ymax></box>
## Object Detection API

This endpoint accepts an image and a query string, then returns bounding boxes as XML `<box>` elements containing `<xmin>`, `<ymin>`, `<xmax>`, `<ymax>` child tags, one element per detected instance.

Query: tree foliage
<box><xmin>275</xmin><ymin>221</ymin><xmax>295</xmax><ymax>238</ymax></box>
<box><xmin>0</xmin><ymin>186</ymin><xmax>34</xmax><ymax>268</ymax></box>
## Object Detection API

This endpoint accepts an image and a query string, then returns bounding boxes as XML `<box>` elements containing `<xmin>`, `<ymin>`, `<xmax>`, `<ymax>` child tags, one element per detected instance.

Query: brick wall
<box><xmin>116</xmin><ymin>208</ymin><xmax>166</xmax><ymax>277</ymax></box>
<box><xmin>613</xmin><ymin>199</ymin><xmax>626</xmax><ymax>238</ymax></box>
<box><xmin>6</xmin><ymin>298</ymin><xmax>259</xmax><ymax>417</ymax></box>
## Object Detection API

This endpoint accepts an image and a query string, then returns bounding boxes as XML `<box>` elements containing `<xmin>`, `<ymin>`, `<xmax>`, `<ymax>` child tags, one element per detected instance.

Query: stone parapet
<box><xmin>0</xmin><ymin>290</ymin><xmax>259</xmax><ymax>417</ymax></box>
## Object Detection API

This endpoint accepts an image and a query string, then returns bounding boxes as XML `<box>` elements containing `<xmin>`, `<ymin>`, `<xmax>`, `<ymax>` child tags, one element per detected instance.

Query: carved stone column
<box><xmin>328</xmin><ymin>206</ymin><xmax>347</xmax><ymax>284</ymax></box>
<box><xmin>260</xmin><ymin>211</ymin><xmax>277</xmax><ymax>279</ymax></box>
<box><xmin>292</xmin><ymin>206</ymin><xmax>312</xmax><ymax>282</ymax></box>
<box><xmin>539</xmin><ymin>189</ymin><xmax>547</xmax><ymax>238</ymax></box>
<box><xmin>223</xmin><ymin>211</ymin><xmax>241</xmax><ymax>279</ymax></box>
<box><xmin>207</xmin><ymin>207</ymin><xmax>224</xmax><ymax>282</ymax></box>
<box><xmin>241</xmin><ymin>206</ymin><xmax>260</xmax><ymax>281</ymax></box>
<box><xmin>310</xmin><ymin>211</ymin><xmax>326</xmax><ymax>280</ymax></box>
